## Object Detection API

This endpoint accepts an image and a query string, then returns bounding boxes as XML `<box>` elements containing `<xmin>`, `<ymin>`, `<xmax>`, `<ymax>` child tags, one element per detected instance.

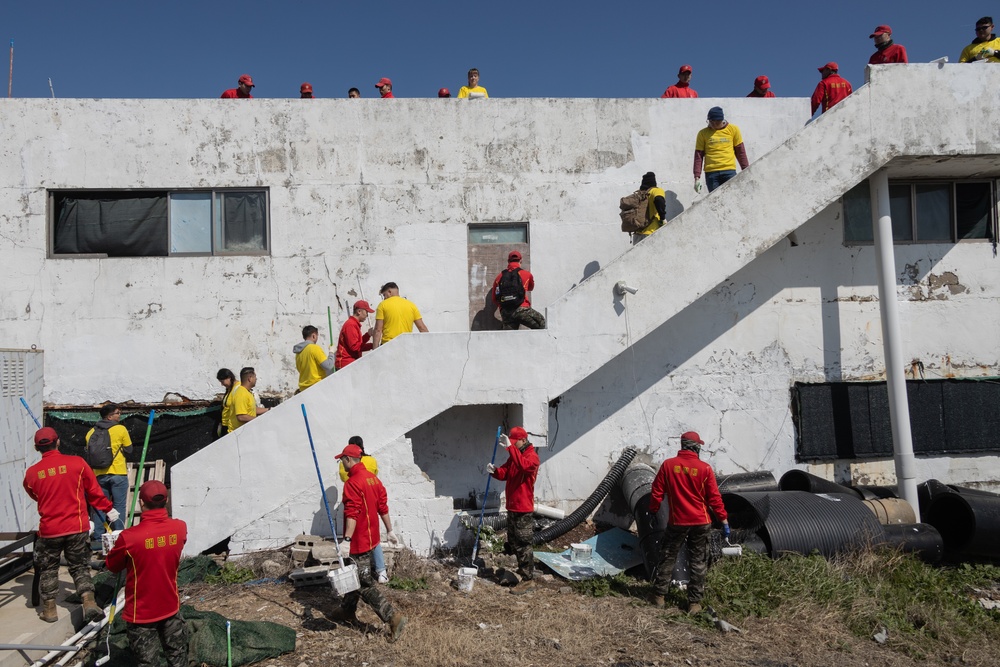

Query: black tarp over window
<box><xmin>54</xmin><ymin>192</ymin><xmax>168</xmax><ymax>256</ymax></box>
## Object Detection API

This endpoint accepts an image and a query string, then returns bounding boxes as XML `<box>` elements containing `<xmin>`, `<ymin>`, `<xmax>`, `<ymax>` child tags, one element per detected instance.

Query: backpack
<box><xmin>85</xmin><ymin>425</ymin><xmax>116</xmax><ymax>469</ymax></box>
<box><xmin>619</xmin><ymin>189</ymin><xmax>650</xmax><ymax>233</ymax></box>
<box><xmin>495</xmin><ymin>268</ymin><xmax>526</xmax><ymax>312</ymax></box>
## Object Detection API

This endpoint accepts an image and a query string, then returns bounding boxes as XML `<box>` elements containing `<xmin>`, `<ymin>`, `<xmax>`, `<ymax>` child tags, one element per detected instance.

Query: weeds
<box><xmin>205</xmin><ymin>562</ymin><xmax>255</xmax><ymax>585</ymax></box>
<box><xmin>572</xmin><ymin>572</ymin><xmax>645</xmax><ymax>598</ymax></box>
<box><xmin>387</xmin><ymin>576</ymin><xmax>429</xmax><ymax>591</ymax></box>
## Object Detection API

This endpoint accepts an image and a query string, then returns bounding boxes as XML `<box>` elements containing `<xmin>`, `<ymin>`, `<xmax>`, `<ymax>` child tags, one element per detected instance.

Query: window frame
<box><xmin>47</xmin><ymin>188</ymin><xmax>271</xmax><ymax>258</ymax></box>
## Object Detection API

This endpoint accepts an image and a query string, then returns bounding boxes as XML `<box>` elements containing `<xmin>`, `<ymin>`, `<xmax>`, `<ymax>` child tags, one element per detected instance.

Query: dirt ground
<box><xmin>79</xmin><ymin>524</ymin><xmax>994</xmax><ymax>666</ymax></box>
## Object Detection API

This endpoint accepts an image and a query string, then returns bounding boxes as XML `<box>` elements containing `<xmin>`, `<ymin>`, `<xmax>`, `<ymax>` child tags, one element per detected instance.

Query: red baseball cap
<box><xmin>869</xmin><ymin>25</ymin><xmax>891</xmax><ymax>38</ymax></box>
<box><xmin>140</xmin><ymin>480</ymin><xmax>168</xmax><ymax>504</ymax></box>
<box><xmin>678</xmin><ymin>64</ymin><xmax>693</xmax><ymax>74</ymax></box>
<box><xmin>353</xmin><ymin>299</ymin><xmax>375</xmax><ymax>313</ymax></box>
<box><xmin>754</xmin><ymin>75</ymin><xmax>770</xmax><ymax>89</ymax></box>
<box><xmin>680</xmin><ymin>431</ymin><xmax>704</xmax><ymax>446</ymax></box>
<box><xmin>335</xmin><ymin>444</ymin><xmax>364</xmax><ymax>460</ymax></box>
<box><xmin>438</xmin><ymin>88</ymin><xmax>451</xmax><ymax>97</ymax></box>
<box><xmin>509</xmin><ymin>427</ymin><xmax>528</xmax><ymax>442</ymax></box>
<box><xmin>34</xmin><ymin>427</ymin><xmax>59</xmax><ymax>447</ymax></box>
<box><xmin>818</xmin><ymin>62</ymin><xmax>839</xmax><ymax>72</ymax></box>
<box><xmin>238</xmin><ymin>74</ymin><xmax>255</xmax><ymax>87</ymax></box>
<box><xmin>300</xmin><ymin>82</ymin><xmax>313</xmax><ymax>93</ymax></box>
<box><xmin>375</xmin><ymin>77</ymin><xmax>392</xmax><ymax>88</ymax></box>
<box><xmin>508</xmin><ymin>250</ymin><xmax>522</xmax><ymax>262</ymax></box>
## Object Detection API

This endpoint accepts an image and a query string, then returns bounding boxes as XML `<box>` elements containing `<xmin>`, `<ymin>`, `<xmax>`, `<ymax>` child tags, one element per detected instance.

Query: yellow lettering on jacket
<box><xmin>145</xmin><ymin>537</ymin><xmax>155</xmax><ymax>549</ymax></box>
<box><xmin>169</xmin><ymin>534</ymin><xmax>178</xmax><ymax>545</ymax></box>
<box><xmin>157</xmin><ymin>536</ymin><xmax>166</xmax><ymax>547</ymax></box>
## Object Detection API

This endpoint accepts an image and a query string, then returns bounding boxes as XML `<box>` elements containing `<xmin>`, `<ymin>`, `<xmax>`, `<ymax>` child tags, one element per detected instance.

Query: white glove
<box><xmin>694</xmin><ymin>179</ymin><xmax>703</xmax><ymax>193</ymax></box>
<box><xmin>339</xmin><ymin>539</ymin><xmax>351</xmax><ymax>558</ymax></box>
<box><xmin>979</xmin><ymin>48</ymin><xmax>995</xmax><ymax>59</ymax></box>
<box><xmin>387</xmin><ymin>531</ymin><xmax>400</xmax><ymax>546</ymax></box>
<box><xmin>106</xmin><ymin>509</ymin><xmax>121</xmax><ymax>524</ymax></box>
<box><xmin>498</xmin><ymin>434</ymin><xmax>510</xmax><ymax>448</ymax></box>
<box><xmin>486</xmin><ymin>463</ymin><xmax>497</xmax><ymax>474</ymax></box>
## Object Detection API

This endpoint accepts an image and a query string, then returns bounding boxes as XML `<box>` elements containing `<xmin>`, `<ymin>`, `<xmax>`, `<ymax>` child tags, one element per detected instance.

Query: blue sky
<box><xmin>1</xmin><ymin>1</ymin><xmax>991</xmax><ymax>99</ymax></box>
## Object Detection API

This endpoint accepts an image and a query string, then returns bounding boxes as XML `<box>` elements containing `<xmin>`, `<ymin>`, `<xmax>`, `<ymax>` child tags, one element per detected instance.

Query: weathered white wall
<box><xmin>2</xmin><ymin>65</ymin><xmax>1000</xmax><ymax>554</ymax></box>
<box><xmin>0</xmin><ymin>349</ymin><xmax>43</xmax><ymax>537</ymax></box>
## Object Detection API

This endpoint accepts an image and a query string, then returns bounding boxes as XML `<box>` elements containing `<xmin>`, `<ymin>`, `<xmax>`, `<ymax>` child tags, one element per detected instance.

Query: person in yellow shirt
<box><xmin>372</xmin><ymin>282</ymin><xmax>429</xmax><ymax>348</ymax></box>
<box><xmin>633</xmin><ymin>172</ymin><xmax>667</xmax><ymax>244</ymax></box>
<box><xmin>222</xmin><ymin>367</ymin><xmax>268</xmax><ymax>433</ymax></box>
<box><xmin>86</xmin><ymin>403</ymin><xmax>132</xmax><ymax>545</ymax></box>
<box><xmin>457</xmin><ymin>68</ymin><xmax>489</xmax><ymax>99</ymax></box>
<box><xmin>293</xmin><ymin>325</ymin><xmax>336</xmax><ymax>393</ymax></box>
<box><xmin>693</xmin><ymin>107</ymin><xmax>749</xmax><ymax>193</ymax></box>
<box><xmin>960</xmin><ymin>16</ymin><xmax>1000</xmax><ymax>62</ymax></box>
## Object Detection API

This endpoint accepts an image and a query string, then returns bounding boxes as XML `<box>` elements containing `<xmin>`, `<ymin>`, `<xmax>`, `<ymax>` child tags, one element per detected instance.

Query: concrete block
<box><xmin>289</xmin><ymin>565</ymin><xmax>330</xmax><ymax>588</ymax></box>
<box><xmin>310</xmin><ymin>542</ymin><xmax>339</xmax><ymax>566</ymax></box>
<box><xmin>290</xmin><ymin>546</ymin><xmax>310</xmax><ymax>564</ymax></box>
<box><xmin>295</xmin><ymin>534</ymin><xmax>322</xmax><ymax>548</ymax></box>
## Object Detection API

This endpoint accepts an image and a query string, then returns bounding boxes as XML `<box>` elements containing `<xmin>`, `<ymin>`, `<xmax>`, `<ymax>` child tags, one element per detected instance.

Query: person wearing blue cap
<box><xmin>693</xmin><ymin>107</ymin><xmax>749</xmax><ymax>193</ymax></box>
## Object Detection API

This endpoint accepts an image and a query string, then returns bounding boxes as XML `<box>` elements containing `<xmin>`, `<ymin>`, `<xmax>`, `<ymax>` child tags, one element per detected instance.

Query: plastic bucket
<box><xmin>101</xmin><ymin>530</ymin><xmax>122</xmax><ymax>556</ymax></box>
<box><xmin>327</xmin><ymin>563</ymin><xmax>360</xmax><ymax>596</ymax></box>
<box><xmin>570</xmin><ymin>543</ymin><xmax>593</xmax><ymax>563</ymax></box>
<box><xmin>457</xmin><ymin>567</ymin><xmax>478</xmax><ymax>592</ymax></box>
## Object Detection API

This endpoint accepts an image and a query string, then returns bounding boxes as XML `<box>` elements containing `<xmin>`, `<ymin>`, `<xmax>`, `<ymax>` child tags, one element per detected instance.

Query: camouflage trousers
<box><xmin>507</xmin><ymin>511</ymin><xmax>535</xmax><ymax>580</ymax></box>
<box><xmin>126</xmin><ymin>613</ymin><xmax>188</xmax><ymax>667</ymax></box>
<box><xmin>341</xmin><ymin>549</ymin><xmax>395</xmax><ymax>623</ymax></box>
<box><xmin>34</xmin><ymin>532</ymin><xmax>93</xmax><ymax>603</ymax></box>
<box><xmin>652</xmin><ymin>523</ymin><xmax>711</xmax><ymax>603</ymax></box>
<box><xmin>500</xmin><ymin>307</ymin><xmax>546</xmax><ymax>330</ymax></box>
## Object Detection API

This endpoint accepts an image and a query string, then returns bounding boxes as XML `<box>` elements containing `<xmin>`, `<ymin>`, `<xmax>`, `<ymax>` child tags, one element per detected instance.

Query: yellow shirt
<box><xmin>696</xmin><ymin>123</ymin><xmax>744</xmax><ymax>173</ymax></box>
<box><xmin>85</xmin><ymin>423</ymin><xmax>132</xmax><ymax>476</ymax></box>
<box><xmin>959</xmin><ymin>36</ymin><xmax>1000</xmax><ymax>62</ymax></box>
<box><xmin>638</xmin><ymin>186</ymin><xmax>666</xmax><ymax>235</ymax></box>
<box><xmin>296</xmin><ymin>343</ymin><xmax>329</xmax><ymax>392</ymax></box>
<box><xmin>458</xmin><ymin>86</ymin><xmax>489</xmax><ymax>98</ymax></box>
<box><xmin>339</xmin><ymin>454</ymin><xmax>379</xmax><ymax>482</ymax></box>
<box><xmin>376</xmin><ymin>296</ymin><xmax>422</xmax><ymax>344</ymax></box>
<box><xmin>223</xmin><ymin>385</ymin><xmax>257</xmax><ymax>432</ymax></box>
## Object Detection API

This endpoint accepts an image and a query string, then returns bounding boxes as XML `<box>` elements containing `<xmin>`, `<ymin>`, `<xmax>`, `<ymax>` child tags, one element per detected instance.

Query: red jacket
<box><xmin>811</xmin><ymin>74</ymin><xmax>852</xmax><ymax>114</ymax></box>
<box><xmin>649</xmin><ymin>449</ymin><xmax>727</xmax><ymax>526</ymax></box>
<box><xmin>23</xmin><ymin>450</ymin><xmax>113</xmax><ymax>538</ymax></box>
<box><xmin>220</xmin><ymin>88</ymin><xmax>252</xmax><ymax>99</ymax></box>
<box><xmin>661</xmin><ymin>83</ymin><xmax>698</xmax><ymax>98</ymax></box>
<box><xmin>869</xmin><ymin>43</ymin><xmax>908</xmax><ymax>64</ymax></box>
<box><xmin>106</xmin><ymin>508</ymin><xmax>187</xmax><ymax>623</ymax></box>
<box><xmin>335</xmin><ymin>316</ymin><xmax>373</xmax><ymax>369</ymax></box>
<box><xmin>491</xmin><ymin>262</ymin><xmax>535</xmax><ymax>309</ymax></box>
<box><xmin>746</xmin><ymin>89</ymin><xmax>776</xmax><ymax>98</ymax></box>
<box><xmin>491</xmin><ymin>443</ymin><xmax>539</xmax><ymax>513</ymax></box>
<box><xmin>343</xmin><ymin>462</ymin><xmax>389</xmax><ymax>554</ymax></box>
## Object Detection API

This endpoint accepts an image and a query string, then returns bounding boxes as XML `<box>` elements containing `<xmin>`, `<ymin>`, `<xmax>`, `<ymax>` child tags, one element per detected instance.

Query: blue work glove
<box><xmin>723</xmin><ymin>522</ymin><xmax>731</xmax><ymax>539</ymax></box>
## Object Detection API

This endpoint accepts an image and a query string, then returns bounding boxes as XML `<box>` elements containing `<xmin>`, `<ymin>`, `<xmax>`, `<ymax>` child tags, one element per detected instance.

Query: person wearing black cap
<box><xmin>810</xmin><ymin>63</ymin><xmax>852</xmax><ymax>115</ymax></box>
<box><xmin>491</xmin><ymin>251</ymin><xmax>546</xmax><ymax>329</ymax></box>
<box><xmin>960</xmin><ymin>17</ymin><xmax>1000</xmax><ymax>62</ymax></box>
<box><xmin>23</xmin><ymin>427</ymin><xmax>116</xmax><ymax>623</ymax></box>
<box><xmin>694</xmin><ymin>107</ymin><xmax>749</xmax><ymax>193</ymax></box>
<box><xmin>106</xmin><ymin>481</ymin><xmax>188</xmax><ymax>667</ymax></box>
<box><xmin>868</xmin><ymin>25</ymin><xmax>908</xmax><ymax>64</ymax></box>
<box><xmin>632</xmin><ymin>172</ymin><xmax>667</xmax><ymax>244</ymax></box>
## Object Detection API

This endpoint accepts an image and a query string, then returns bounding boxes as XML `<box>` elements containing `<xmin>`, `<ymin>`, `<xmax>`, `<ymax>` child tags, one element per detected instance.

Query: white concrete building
<box><xmin>1</xmin><ymin>65</ymin><xmax>998</xmax><ymax>555</ymax></box>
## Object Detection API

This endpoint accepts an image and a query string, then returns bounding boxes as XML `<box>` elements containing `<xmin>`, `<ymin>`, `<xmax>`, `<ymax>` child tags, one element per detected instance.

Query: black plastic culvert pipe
<box><xmin>881</xmin><ymin>523</ymin><xmax>944</xmax><ymax>564</ymax></box>
<box><xmin>924</xmin><ymin>490</ymin><xmax>1000</xmax><ymax>562</ymax></box>
<box><xmin>532</xmin><ymin>447</ymin><xmax>637</xmax><ymax>545</ymax></box>
<box><xmin>778</xmin><ymin>470</ymin><xmax>861</xmax><ymax>498</ymax></box>
<box><xmin>717</xmin><ymin>471</ymin><xmax>778</xmax><ymax>494</ymax></box>
<box><xmin>620</xmin><ymin>463</ymin><xmax>664</xmax><ymax>578</ymax></box>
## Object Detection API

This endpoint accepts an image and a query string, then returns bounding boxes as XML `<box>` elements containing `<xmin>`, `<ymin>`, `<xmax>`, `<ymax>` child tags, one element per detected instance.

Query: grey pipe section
<box><xmin>619</xmin><ymin>462</ymin><xmax>690</xmax><ymax>582</ymax></box>
<box><xmin>0</xmin><ymin>645</ymin><xmax>80</xmax><ymax>652</ymax></box>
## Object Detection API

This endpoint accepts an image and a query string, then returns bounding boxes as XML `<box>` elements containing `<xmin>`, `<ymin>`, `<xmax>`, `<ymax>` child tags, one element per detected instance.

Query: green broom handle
<box><xmin>126</xmin><ymin>410</ymin><xmax>156</xmax><ymax>527</ymax></box>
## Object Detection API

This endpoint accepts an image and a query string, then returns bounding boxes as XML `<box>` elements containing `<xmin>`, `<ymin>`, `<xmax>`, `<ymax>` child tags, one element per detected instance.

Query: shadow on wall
<box><xmin>663</xmin><ymin>190</ymin><xmax>684</xmax><ymax>222</ymax></box>
<box><xmin>309</xmin><ymin>485</ymin><xmax>341</xmax><ymax>537</ymax></box>
<box><xmin>471</xmin><ymin>292</ymin><xmax>503</xmax><ymax>331</ymax></box>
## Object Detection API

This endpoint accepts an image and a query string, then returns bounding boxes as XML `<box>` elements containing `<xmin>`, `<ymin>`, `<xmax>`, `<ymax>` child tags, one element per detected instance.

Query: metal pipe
<box><xmin>869</xmin><ymin>170</ymin><xmax>919</xmax><ymax>513</ymax></box>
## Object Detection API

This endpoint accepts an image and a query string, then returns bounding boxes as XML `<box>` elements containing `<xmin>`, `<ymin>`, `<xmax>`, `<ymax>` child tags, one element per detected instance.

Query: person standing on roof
<box><xmin>746</xmin><ymin>75</ymin><xmax>775</xmax><ymax>98</ymax></box>
<box><xmin>23</xmin><ymin>427</ymin><xmax>116</xmax><ymax>623</ymax></box>
<box><xmin>348</xmin><ymin>87</ymin><xmax>361</xmax><ymax>98</ymax></box>
<box><xmin>300</xmin><ymin>82</ymin><xmax>315</xmax><ymax>98</ymax></box>
<box><xmin>375</xmin><ymin>77</ymin><xmax>395</xmax><ymax>98</ymax></box>
<box><xmin>810</xmin><ymin>63</ymin><xmax>852</xmax><ymax>115</ymax></box>
<box><xmin>106</xmin><ymin>481</ymin><xmax>188</xmax><ymax>667</ymax></box>
<box><xmin>694</xmin><ymin>107</ymin><xmax>749</xmax><ymax>194</ymax></box>
<box><xmin>491</xmin><ymin>251</ymin><xmax>546</xmax><ymax>330</ymax></box>
<box><xmin>294</xmin><ymin>325</ymin><xmax>336</xmax><ymax>393</ymax></box>
<box><xmin>221</xmin><ymin>367</ymin><xmax>267</xmax><ymax>432</ymax></box>
<box><xmin>458</xmin><ymin>68</ymin><xmax>489</xmax><ymax>98</ymax></box>
<box><xmin>868</xmin><ymin>25</ymin><xmax>908</xmax><ymax>64</ymax></box>
<box><xmin>335</xmin><ymin>301</ymin><xmax>376</xmax><ymax>370</ymax></box>
<box><xmin>221</xmin><ymin>74</ymin><xmax>254</xmax><ymax>99</ymax></box>
<box><xmin>331</xmin><ymin>443</ymin><xmax>406</xmax><ymax>641</ymax></box>
<box><xmin>960</xmin><ymin>16</ymin><xmax>1000</xmax><ymax>62</ymax></box>
<box><xmin>86</xmin><ymin>402</ymin><xmax>132</xmax><ymax>549</ymax></box>
<box><xmin>648</xmin><ymin>431</ymin><xmax>729</xmax><ymax>615</ymax></box>
<box><xmin>372</xmin><ymin>282</ymin><xmax>428</xmax><ymax>348</ymax></box>
<box><xmin>633</xmin><ymin>172</ymin><xmax>667</xmax><ymax>244</ymax></box>
<box><xmin>487</xmin><ymin>427</ymin><xmax>540</xmax><ymax>590</ymax></box>
<box><xmin>438</xmin><ymin>88</ymin><xmax>451</xmax><ymax>98</ymax></box>
<box><xmin>661</xmin><ymin>65</ymin><xmax>698</xmax><ymax>98</ymax></box>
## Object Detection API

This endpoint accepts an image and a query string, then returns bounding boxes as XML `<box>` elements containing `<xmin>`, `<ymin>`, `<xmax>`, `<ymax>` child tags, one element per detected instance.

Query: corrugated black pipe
<box><xmin>881</xmin><ymin>523</ymin><xmax>943</xmax><ymax>564</ymax></box>
<box><xmin>532</xmin><ymin>447</ymin><xmax>637</xmax><ymax>545</ymax></box>
<box><xmin>779</xmin><ymin>470</ymin><xmax>862</xmax><ymax>498</ymax></box>
<box><xmin>478</xmin><ymin>513</ymin><xmax>508</xmax><ymax>531</ymax></box>
<box><xmin>620</xmin><ymin>463</ymin><xmax>665</xmax><ymax>578</ymax></box>
<box><xmin>924</xmin><ymin>491</ymin><xmax>1000</xmax><ymax>562</ymax></box>
<box><xmin>717</xmin><ymin>471</ymin><xmax>778</xmax><ymax>494</ymax></box>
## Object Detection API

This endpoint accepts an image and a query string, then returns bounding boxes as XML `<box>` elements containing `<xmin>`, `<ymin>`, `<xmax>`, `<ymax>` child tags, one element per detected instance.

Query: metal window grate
<box><xmin>1</xmin><ymin>356</ymin><xmax>26</xmax><ymax>397</ymax></box>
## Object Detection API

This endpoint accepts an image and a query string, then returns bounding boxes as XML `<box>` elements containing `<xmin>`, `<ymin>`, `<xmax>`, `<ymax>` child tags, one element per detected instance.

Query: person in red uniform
<box><xmin>300</xmin><ymin>82</ymin><xmax>315</xmax><ymax>98</ymax></box>
<box><xmin>335</xmin><ymin>300</ymin><xmax>376</xmax><ymax>369</ymax></box>
<box><xmin>491</xmin><ymin>250</ymin><xmax>546</xmax><ymax>330</ymax></box>
<box><xmin>746</xmin><ymin>75</ymin><xmax>775</xmax><ymax>98</ymax></box>
<box><xmin>375</xmin><ymin>77</ymin><xmax>395</xmax><ymax>98</ymax></box>
<box><xmin>648</xmin><ymin>431</ymin><xmax>728</xmax><ymax>614</ymax></box>
<box><xmin>868</xmin><ymin>25</ymin><xmax>908</xmax><ymax>64</ymax></box>
<box><xmin>331</xmin><ymin>444</ymin><xmax>406</xmax><ymax>641</ymax></box>
<box><xmin>221</xmin><ymin>74</ymin><xmax>254</xmax><ymax>99</ymax></box>
<box><xmin>106</xmin><ymin>481</ymin><xmax>188</xmax><ymax>667</ymax></box>
<box><xmin>488</xmin><ymin>427</ymin><xmax>540</xmax><ymax>588</ymax></box>
<box><xmin>810</xmin><ymin>62</ymin><xmax>852</xmax><ymax>115</ymax></box>
<box><xmin>23</xmin><ymin>427</ymin><xmax>116</xmax><ymax>623</ymax></box>
<box><xmin>661</xmin><ymin>65</ymin><xmax>698</xmax><ymax>98</ymax></box>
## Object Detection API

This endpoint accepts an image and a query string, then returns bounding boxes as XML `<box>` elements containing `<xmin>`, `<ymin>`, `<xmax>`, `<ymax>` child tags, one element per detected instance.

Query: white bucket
<box><xmin>327</xmin><ymin>563</ymin><xmax>360</xmax><ymax>596</ymax></box>
<box><xmin>570</xmin><ymin>543</ymin><xmax>593</xmax><ymax>563</ymax></box>
<box><xmin>722</xmin><ymin>544</ymin><xmax>743</xmax><ymax>557</ymax></box>
<box><xmin>101</xmin><ymin>530</ymin><xmax>122</xmax><ymax>556</ymax></box>
<box><xmin>457</xmin><ymin>567</ymin><xmax>478</xmax><ymax>592</ymax></box>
